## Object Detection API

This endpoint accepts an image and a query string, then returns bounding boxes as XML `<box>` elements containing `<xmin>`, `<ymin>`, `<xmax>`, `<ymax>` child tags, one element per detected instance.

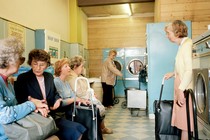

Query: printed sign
<box><xmin>8</xmin><ymin>22</ymin><xmax>25</xmax><ymax>46</ymax></box>
<box><xmin>44</xmin><ymin>30</ymin><xmax>60</xmax><ymax>64</ymax></box>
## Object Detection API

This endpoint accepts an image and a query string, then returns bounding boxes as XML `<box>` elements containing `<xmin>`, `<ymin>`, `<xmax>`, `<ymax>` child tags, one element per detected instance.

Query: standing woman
<box><xmin>164</xmin><ymin>20</ymin><xmax>193</xmax><ymax>140</ymax></box>
<box><xmin>14</xmin><ymin>49</ymin><xmax>86</xmax><ymax>140</ymax></box>
<box><xmin>101</xmin><ymin>49</ymin><xmax>122</xmax><ymax>108</ymax></box>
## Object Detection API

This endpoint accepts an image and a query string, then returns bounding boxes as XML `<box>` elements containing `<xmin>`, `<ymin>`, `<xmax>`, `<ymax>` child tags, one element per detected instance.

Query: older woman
<box><xmin>101</xmin><ymin>49</ymin><xmax>122</xmax><ymax>108</ymax></box>
<box><xmin>0</xmin><ymin>37</ymin><xmax>49</xmax><ymax>139</ymax></box>
<box><xmin>14</xmin><ymin>49</ymin><xmax>86</xmax><ymax>140</ymax></box>
<box><xmin>67</xmin><ymin>55</ymin><xmax>113</xmax><ymax>134</ymax></box>
<box><xmin>164</xmin><ymin>20</ymin><xmax>193</xmax><ymax>140</ymax></box>
<box><xmin>54</xmin><ymin>58</ymin><xmax>89</xmax><ymax>107</ymax></box>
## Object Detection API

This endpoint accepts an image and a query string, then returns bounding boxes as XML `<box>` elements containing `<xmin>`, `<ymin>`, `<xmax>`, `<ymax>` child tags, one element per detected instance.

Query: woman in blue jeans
<box><xmin>14</xmin><ymin>49</ymin><xmax>86</xmax><ymax>140</ymax></box>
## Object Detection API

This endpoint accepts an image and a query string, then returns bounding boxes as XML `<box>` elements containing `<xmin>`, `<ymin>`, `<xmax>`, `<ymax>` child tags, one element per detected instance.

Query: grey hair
<box><xmin>69</xmin><ymin>55</ymin><xmax>85</xmax><ymax>70</ymax></box>
<box><xmin>0</xmin><ymin>37</ymin><xmax>24</xmax><ymax>68</ymax></box>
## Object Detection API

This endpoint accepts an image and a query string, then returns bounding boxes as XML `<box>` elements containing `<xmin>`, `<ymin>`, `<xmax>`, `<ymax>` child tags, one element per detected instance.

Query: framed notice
<box><xmin>7</xmin><ymin>22</ymin><xmax>25</xmax><ymax>47</ymax></box>
<box><xmin>44</xmin><ymin>30</ymin><xmax>60</xmax><ymax>64</ymax></box>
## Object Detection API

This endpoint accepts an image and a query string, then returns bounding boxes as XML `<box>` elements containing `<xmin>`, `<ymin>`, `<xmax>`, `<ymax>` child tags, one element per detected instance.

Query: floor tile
<box><xmin>103</xmin><ymin>98</ymin><xmax>155</xmax><ymax>140</ymax></box>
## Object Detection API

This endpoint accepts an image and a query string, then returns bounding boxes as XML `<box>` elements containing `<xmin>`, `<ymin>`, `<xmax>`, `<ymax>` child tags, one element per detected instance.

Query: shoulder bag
<box><xmin>3</xmin><ymin>112</ymin><xmax>58</xmax><ymax>140</ymax></box>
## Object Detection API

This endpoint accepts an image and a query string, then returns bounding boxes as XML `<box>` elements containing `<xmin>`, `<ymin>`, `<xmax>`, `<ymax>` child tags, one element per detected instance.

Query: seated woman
<box><xmin>67</xmin><ymin>55</ymin><xmax>113</xmax><ymax>134</ymax></box>
<box><xmin>0</xmin><ymin>37</ymin><xmax>53</xmax><ymax>139</ymax></box>
<box><xmin>54</xmin><ymin>58</ymin><xmax>89</xmax><ymax>107</ymax></box>
<box><xmin>14</xmin><ymin>49</ymin><xmax>86</xmax><ymax>140</ymax></box>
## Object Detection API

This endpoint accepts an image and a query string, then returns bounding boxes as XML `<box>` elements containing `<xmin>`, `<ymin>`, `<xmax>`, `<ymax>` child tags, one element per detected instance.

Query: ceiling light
<box><xmin>124</xmin><ymin>3</ymin><xmax>132</xmax><ymax>16</ymax></box>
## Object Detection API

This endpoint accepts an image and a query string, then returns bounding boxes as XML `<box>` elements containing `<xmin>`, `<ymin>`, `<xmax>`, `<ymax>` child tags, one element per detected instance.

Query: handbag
<box><xmin>3</xmin><ymin>112</ymin><xmax>58</xmax><ymax>140</ymax></box>
<box><xmin>69</xmin><ymin>77</ymin><xmax>103</xmax><ymax>140</ymax></box>
<box><xmin>66</xmin><ymin>104</ymin><xmax>103</xmax><ymax>140</ymax></box>
<box><xmin>153</xmin><ymin>77</ymin><xmax>181</xmax><ymax>140</ymax></box>
<box><xmin>184</xmin><ymin>89</ymin><xmax>199</xmax><ymax>140</ymax></box>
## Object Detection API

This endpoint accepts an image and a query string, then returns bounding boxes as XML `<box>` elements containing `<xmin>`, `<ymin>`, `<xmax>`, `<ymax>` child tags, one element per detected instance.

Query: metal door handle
<box><xmin>205</xmin><ymin>41</ymin><xmax>210</xmax><ymax>49</ymax></box>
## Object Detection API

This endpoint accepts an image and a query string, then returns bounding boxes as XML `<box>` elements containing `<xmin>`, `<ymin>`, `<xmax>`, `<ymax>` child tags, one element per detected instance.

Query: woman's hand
<box><xmin>176</xmin><ymin>89</ymin><xmax>185</xmax><ymax>107</ymax></box>
<box><xmin>164</xmin><ymin>72</ymin><xmax>175</xmax><ymax>80</ymax></box>
<box><xmin>81</xmin><ymin>99</ymin><xmax>90</xmax><ymax>105</ymax></box>
<box><xmin>28</xmin><ymin>96</ymin><xmax>48</xmax><ymax>110</ymax></box>
<box><xmin>35</xmin><ymin>108</ymin><xmax>50</xmax><ymax>117</ymax></box>
<box><xmin>50</xmin><ymin>98</ymin><xmax>62</xmax><ymax>110</ymax></box>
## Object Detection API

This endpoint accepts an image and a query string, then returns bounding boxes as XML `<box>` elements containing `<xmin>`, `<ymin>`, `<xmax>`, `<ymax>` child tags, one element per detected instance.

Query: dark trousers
<box><xmin>101</xmin><ymin>82</ymin><xmax>113</xmax><ymax>107</ymax></box>
<box><xmin>51</xmin><ymin>106</ymin><xmax>86</xmax><ymax>140</ymax></box>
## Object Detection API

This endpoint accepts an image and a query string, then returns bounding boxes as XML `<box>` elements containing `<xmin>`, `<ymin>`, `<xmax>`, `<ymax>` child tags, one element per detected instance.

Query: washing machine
<box><xmin>192</xmin><ymin>30</ymin><xmax>210</xmax><ymax>137</ymax></box>
<box><xmin>124</xmin><ymin>48</ymin><xmax>147</xmax><ymax>90</ymax></box>
<box><xmin>193</xmin><ymin>68</ymin><xmax>210</xmax><ymax>124</ymax></box>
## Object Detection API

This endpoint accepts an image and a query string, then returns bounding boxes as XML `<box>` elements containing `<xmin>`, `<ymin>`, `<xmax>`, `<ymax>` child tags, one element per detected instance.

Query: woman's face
<box><xmin>60</xmin><ymin>63</ymin><xmax>71</xmax><ymax>77</ymax></box>
<box><xmin>165</xmin><ymin>25</ymin><xmax>177</xmax><ymax>43</ymax></box>
<box><xmin>9</xmin><ymin>59</ymin><xmax>22</xmax><ymax>75</ymax></box>
<box><xmin>109</xmin><ymin>52</ymin><xmax>116</xmax><ymax>61</ymax></box>
<box><xmin>31</xmin><ymin>59</ymin><xmax>48</xmax><ymax>77</ymax></box>
<box><xmin>73</xmin><ymin>63</ymin><xmax>84</xmax><ymax>76</ymax></box>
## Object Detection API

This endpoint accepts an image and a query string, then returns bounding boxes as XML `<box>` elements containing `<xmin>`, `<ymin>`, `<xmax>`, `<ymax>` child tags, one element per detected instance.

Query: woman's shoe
<box><xmin>102</xmin><ymin>127</ymin><xmax>113</xmax><ymax>134</ymax></box>
<box><xmin>108</xmin><ymin>106</ymin><xmax>113</xmax><ymax>109</ymax></box>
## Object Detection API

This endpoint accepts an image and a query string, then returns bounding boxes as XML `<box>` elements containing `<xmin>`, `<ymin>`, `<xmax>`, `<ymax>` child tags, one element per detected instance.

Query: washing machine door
<box><xmin>127</xmin><ymin>59</ymin><xmax>144</xmax><ymax>75</ymax></box>
<box><xmin>194</xmin><ymin>72</ymin><xmax>207</xmax><ymax>114</ymax></box>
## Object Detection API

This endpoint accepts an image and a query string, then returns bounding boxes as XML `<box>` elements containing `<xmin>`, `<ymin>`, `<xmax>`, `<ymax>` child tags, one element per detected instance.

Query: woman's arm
<box><xmin>0</xmin><ymin>99</ymin><xmax>35</xmax><ymax>124</ymax></box>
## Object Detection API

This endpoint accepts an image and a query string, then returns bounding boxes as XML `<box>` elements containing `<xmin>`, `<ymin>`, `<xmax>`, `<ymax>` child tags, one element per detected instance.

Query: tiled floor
<box><xmin>103</xmin><ymin>98</ymin><xmax>155</xmax><ymax>140</ymax></box>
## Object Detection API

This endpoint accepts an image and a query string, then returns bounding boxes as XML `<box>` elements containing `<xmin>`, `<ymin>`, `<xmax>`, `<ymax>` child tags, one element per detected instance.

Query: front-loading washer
<box><xmin>193</xmin><ymin>68</ymin><xmax>210</xmax><ymax>124</ymax></box>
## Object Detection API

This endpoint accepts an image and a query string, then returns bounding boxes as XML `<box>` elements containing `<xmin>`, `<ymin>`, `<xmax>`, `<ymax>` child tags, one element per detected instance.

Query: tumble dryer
<box><xmin>192</xmin><ymin>30</ymin><xmax>210</xmax><ymax>137</ymax></box>
<box><xmin>193</xmin><ymin>68</ymin><xmax>210</xmax><ymax>124</ymax></box>
<box><xmin>124</xmin><ymin>48</ymin><xmax>146</xmax><ymax>90</ymax></box>
<box><xmin>193</xmin><ymin>30</ymin><xmax>210</xmax><ymax>124</ymax></box>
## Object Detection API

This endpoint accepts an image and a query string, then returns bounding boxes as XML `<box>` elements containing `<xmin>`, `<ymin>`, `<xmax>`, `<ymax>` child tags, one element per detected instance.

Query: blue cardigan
<box><xmin>0</xmin><ymin>77</ymin><xmax>36</xmax><ymax>139</ymax></box>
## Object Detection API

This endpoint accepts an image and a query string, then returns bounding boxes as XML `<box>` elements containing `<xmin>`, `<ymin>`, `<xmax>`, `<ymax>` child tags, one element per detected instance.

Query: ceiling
<box><xmin>77</xmin><ymin>0</ymin><xmax>155</xmax><ymax>19</ymax></box>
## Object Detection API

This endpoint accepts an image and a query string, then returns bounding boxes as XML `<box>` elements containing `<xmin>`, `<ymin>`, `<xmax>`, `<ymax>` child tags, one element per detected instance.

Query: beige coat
<box><xmin>171</xmin><ymin>37</ymin><xmax>194</xmax><ymax>131</ymax></box>
<box><xmin>175</xmin><ymin>37</ymin><xmax>193</xmax><ymax>91</ymax></box>
<box><xmin>67</xmin><ymin>71</ymin><xmax>89</xmax><ymax>99</ymax></box>
<box><xmin>101</xmin><ymin>57</ymin><xmax>122</xmax><ymax>86</ymax></box>
<box><xmin>67</xmin><ymin>71</ymin><xmax>106</xmax><ymax>116</ymax></box>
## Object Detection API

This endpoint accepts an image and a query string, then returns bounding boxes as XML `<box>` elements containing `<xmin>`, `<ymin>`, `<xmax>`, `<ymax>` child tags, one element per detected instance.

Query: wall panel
<box><xmin>156</xmin><ymin>0</ymin><xmax>210</xmax><ymax>38</ymax></box>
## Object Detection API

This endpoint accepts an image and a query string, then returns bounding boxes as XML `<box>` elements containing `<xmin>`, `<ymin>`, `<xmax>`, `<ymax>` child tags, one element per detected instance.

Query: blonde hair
<box><xmin>109</xmin><ymin>49</ymin><xmax>117</xmax><ymax>56</ymax></box>
<box><xmin>0</xmin><ymin>37</ymin><xmax>24</xmax><ymax>68</ymax></box>
<box><xmin>54</xmin><ymin>58</ymin><xmax>70</xmax><ymax>76</ymax></box>
<box><xmin>165</xmin><ymin>20</ymin><xmax>188</xmax><ymax>38</ymax></box>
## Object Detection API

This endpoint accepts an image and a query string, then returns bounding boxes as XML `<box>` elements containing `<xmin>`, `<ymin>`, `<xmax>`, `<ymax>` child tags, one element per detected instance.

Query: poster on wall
<box><xmin>7</xmin><ymin>22</ymin><xmax>25</xmax><ymax>47</ymax></box>
<box><xmin>44</xmin><ymin>30</ymin><xmax>60</xmax><ymax>64</ymax></box>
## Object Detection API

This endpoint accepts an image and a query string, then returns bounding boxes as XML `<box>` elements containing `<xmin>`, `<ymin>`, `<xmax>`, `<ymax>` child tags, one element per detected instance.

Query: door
<box><xmin>147</xmin><ymin>21</ymin><xmax>192</xmax><ymax>116</ymax></box>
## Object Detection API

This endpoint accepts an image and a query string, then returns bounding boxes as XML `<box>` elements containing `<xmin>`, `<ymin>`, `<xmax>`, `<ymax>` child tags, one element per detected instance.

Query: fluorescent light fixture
<box><xmin>124</xmin><ymin>3</ymin><xmax>132</xmax><ymax>16</ymax></box>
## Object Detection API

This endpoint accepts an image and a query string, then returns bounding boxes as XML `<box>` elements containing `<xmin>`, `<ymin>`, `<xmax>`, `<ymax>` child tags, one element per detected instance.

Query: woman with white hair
<box><xmin>0</xmin><ymin>37</ymin><xmax>49</xmax><ymax>139</ymax></box>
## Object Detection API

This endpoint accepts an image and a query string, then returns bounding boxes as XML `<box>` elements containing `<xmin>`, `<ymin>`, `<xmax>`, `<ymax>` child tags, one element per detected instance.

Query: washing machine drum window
<box><xmin>195</xmin><ymin>73</ymin><xmax>207</xmax><ymax>114</ymax></box>
<box><xmin>114</xmin><ymin>60</ymin><xmax>122</xmax><ymax>71</ymax></box>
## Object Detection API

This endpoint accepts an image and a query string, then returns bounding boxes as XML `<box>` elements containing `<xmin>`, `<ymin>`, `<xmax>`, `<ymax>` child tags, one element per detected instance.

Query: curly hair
<box><xmin>54</xmin><ymin>58</ymin><xmax>70</xmax><ymax>76</ymax></box>
<box><xmin>69</xmin><ymin>55</ymin><xmax>84</xmax><ymax>70</ymax></box>
<box><xmin>171</xmin><ymin>20</ymin><xmax>188</xmax><ymax>38</ymax></box>
<box><xmin>27</xmin><ymin>49</ymin><xmax>51</xmax><ymax>66</ymax></box>
<box><xmin>0</xmin><ymin>37</ymin><xmax>24</xmax><ymax>68</ymax></box>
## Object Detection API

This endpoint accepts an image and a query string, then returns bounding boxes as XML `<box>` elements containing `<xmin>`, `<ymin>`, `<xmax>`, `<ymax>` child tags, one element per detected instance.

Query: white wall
<box><xmin>0</xmin><ymin>0</ymin><xmax>70</xmax><ymax>41</ymax></box>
